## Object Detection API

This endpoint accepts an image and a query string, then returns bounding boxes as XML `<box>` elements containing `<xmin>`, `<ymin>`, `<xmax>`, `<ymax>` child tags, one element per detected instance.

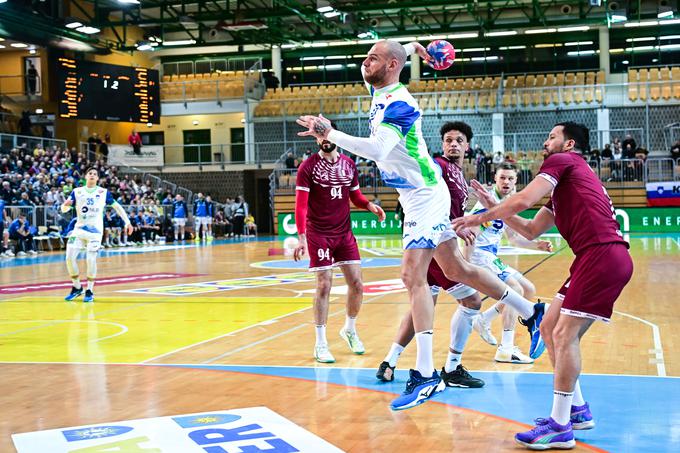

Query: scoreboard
<box><xmin>57</xmin><ymin>58</ymin><xmax>161</xmax><ymax>124</ymax></box>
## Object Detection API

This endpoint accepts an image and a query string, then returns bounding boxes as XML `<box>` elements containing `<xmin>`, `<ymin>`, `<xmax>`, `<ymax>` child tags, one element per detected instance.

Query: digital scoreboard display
<box><xmin>57</xmin><ymin>58</ymin><xmax>160</xmax><ymax>124</ymax></box>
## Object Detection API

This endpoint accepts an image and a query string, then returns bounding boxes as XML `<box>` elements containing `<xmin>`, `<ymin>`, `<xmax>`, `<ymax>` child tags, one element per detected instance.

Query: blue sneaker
<box><xmin>390</xmin><ymin>369</ymin><xmax>445</xmax><ymax>411</ymax></box>
<box><xmin>515</xmin><ymin>417</ymin><xmax>575</xmax><ymax>450</ymax></box>
<box><xmin>571</xmin><ymin>403</ymin><xmax>595</xmax><ymax>430</ymax></box>
<box><xmin>520</xmin><ymin>302</ymin><xmax>546</xmax><ymax>359</ymax></box>
<box><xmin>83</xmin><ymin>290</ymin><xmax>94</xmax><ymax>303</ymax></box>
<box><xmin>64</xmin><ymin>287</ymin><xmax>83</xmax><ymax>301</ymax></box>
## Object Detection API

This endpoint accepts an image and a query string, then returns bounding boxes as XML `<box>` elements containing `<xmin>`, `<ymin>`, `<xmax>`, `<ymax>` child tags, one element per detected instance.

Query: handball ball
<box><xmin>426</xmin><ymin>40</ymin><xmax>456</xmax><ymax>71</ymax></box>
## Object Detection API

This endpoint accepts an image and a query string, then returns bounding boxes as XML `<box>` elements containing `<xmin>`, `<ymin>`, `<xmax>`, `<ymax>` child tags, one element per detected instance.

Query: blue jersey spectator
<box><xmin>9</xmin><ymin>214</ymin><xmax>36</xmax><ymax>255</ymax></box>
<box><xmin>172</xmin><ymin>198</ymin><xmax>187</xmax><ymax>218</ymax></box>
<box><xmin>193</xmin><ymin>196</ymin><xmax>207</xmax><ymax>217</ymax></box>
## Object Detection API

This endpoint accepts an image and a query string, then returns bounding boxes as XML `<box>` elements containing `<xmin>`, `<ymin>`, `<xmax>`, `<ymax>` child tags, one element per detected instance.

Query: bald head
<box><xmin>382</xmin><ymin>40</ymin><xmax>408</xmax><ymax>71</ymax></box>
<box><xmin>363</xmin><ymin>40</ymin><xmax>408</xmax><ymax>88</ymax></box>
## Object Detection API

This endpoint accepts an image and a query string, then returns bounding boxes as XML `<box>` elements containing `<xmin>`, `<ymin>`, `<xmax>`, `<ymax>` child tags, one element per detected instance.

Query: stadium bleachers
<box><xmin>160</xmin><ymin>70</ymin><xmax>249</xmax><ymax>101</ymax></box>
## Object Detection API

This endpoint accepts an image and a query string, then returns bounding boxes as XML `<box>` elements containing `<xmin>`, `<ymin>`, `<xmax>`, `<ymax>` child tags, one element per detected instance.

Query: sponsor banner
<box><xmin>12</xmin><ymin>407</ymin><xmax>343</xmax><ymax>453</ymax></box>
<box><xmin>122</xmin><ymin>272</ymin><xmax>326</xmax><ymax>296</ymax></box>
<box><xmin>646</xmin><ymin>182</ymin><xmax>680</xmax><ymax>207</ymax></box>
<box><xmin>0</xmin><ymin>273</ymin><xmax>199</xmax><ymax>295</ymax></box>
<box><xmin>521</xmin><ymin>207</ymin><xmax>680</xmax><ymax>233</ymax></box>
<box><xmin>278</xmin><ymin>212</ymin><xmax>402</xmax><ymax>236</ymax></box>
<box><xmin>108</xmin><ymin>145</ymin><xmax>164</xmax><ymax>167</ymax></box>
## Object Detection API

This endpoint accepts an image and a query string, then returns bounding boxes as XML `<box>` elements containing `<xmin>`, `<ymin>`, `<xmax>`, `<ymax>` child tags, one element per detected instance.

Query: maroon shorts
<box><xmin>306</xmin><ymin>229</ymin><xmax>361</xmax><ymax>271</ymax></box>
<box><xmin>556</xmin><ymin>242</ymin><xmax>633</xmax><ymax>322</ymax></box>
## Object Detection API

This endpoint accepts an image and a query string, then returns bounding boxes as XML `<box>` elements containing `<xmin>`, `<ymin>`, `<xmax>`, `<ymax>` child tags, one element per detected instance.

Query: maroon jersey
<box><xmin>435</xmin><ymin>156</ymin><xmax>468</xmax><ymax>219</ymax></box>
<box><xmin>295</xmin><ymin>152</ymin><xmax>359</xmax><ymax>235</ymax></box>
<box><xmin>538</xmin><ymin>152</ymin><xmax>627</xmax><ymax>255</ymax></box>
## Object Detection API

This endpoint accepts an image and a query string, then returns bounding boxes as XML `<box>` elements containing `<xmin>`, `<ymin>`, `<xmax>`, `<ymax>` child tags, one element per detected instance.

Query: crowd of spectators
<box><xmin>0</xmin><ymin>142</ymin><xmax>257</xmax><ymax>257</ymax></box>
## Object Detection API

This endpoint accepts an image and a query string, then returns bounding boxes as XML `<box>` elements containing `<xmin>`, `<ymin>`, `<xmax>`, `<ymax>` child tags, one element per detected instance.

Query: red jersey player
<box><xmin>454</xmin><ymin>122</ymin><xmax>633</xmax><ymax>450</ymax></box>
<box><xmin>294</xmin><ymin>123</ymin><xmax>385</xmax><ymax>363</ymax></box>
<box><xmin>376</xmin><ymin>121</ymin><xmax>486</xmax><ymax>388</ymax></box>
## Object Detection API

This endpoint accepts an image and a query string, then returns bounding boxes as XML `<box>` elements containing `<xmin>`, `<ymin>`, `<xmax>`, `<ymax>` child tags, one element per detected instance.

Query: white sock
<box><xmin>86</xmin><ymin>251</ymin><xmax>97</xmax><ymax>291</ymax></box>
<box><xmin>499</xmin><ymin>287</ymin><xmax>535</xmax><ymax>319</ymax></box>
<box><xmin>415</xmin><ymin>330</ymin><xmax>434</xmax><ymax>378</ymax></box>
<box><xmin>87</xmin><ymin>279</ymin><xmax>95</xmax><ymax>292</ymax></box>
<box><xmin>501</xmin><ymin>329</ymin><xmax>515</xmax><ymax>348</ymax></box>
<box><xmin>551</xmin><ymin>390</ymin><xmax>574</xmax><ymax>425</ymax></box>
<box><xmin>71</xmin><ymin>277</ymin><xmax>81</xmax><ymax>289</ymax></box>
<box><xmin>384</xmin><ymin>342</ymin><xmax>405</xmax><ymax>367</ymax></box>
<box><xmin>481</xmin><ymin>303</ymin><xmax>503</xmax><ymax>324</ymax></box>
<box><xmin>572</xmin><ymin>380</ymin><xmax>585</xmax><ymax>406</ymax></box>
<box><xmin>445</xmin><ymin>350</ymin><xmax>462</xmax><ymax>373</ymax></box>
<box><xmin>450</xmin><ymin>306</ymin><xmax>477</xmax><ymax>353</ymax></box>
<box><xmin>315</xmin><ymin>325</ymin><xmax>327</xmax><ymax>346</ymax></box>
<box><xmin>343</xmin><ymin>316</ymin><xmax>356</xmax><ymax>333</ymax></box>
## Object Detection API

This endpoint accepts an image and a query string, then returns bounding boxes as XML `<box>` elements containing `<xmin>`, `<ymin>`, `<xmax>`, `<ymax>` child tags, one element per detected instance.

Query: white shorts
<box><xmin>67</xmin><ymin>228</ymin><xmax>102</xmax><ymax>252</ymax></box>
<box><xmin>401</xmin><ymin>182</ymin><xmax>456</xmax><ymax>250</ymax></box>
<box><xmin>173</xmin><ymin>218</ymin><xmax>186</xmax><ymax>227</ymax></box>
<box><xmin>195</xmin><ymin>216</ymin><xmax>210</xmax><ymax>227</ymax></box>
<box><xmin>471</xmin><ymin>249</ymin><xmax>521</xmax><ymax>282</ymax></box>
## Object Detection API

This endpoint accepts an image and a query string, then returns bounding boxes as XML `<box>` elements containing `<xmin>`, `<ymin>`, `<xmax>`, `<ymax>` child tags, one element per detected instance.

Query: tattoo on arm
<box><xmin>313</xmin><ymin>119</ymin><xmax>331</xmax><ymax>136</ymax></box>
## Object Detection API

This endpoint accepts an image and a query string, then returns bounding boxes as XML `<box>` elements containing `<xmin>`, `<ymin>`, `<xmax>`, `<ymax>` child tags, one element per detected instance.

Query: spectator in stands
<box><xmin>608</xmin><ymin>144</ymin><xmax>623</xmax><ymax>181</ymax></box>
<box><xmin>601</xmin><ymin>143</ymin><xmax>613</xmax><ymax>159</ymax></box>
<box><xmin>285</xmin><ymin>152</ymin><xmax>296</xmax><ymax>169</ymax></box>
<box><xmin>231</xmin><ymin>195</ymin><xmax>248</xmax><ymax>238</ymax></box>
<box><xmin>18</xmin><ymin>111</ymin><xmax>32</xmax><ymax>136</ymax></box>
<box><xmin>26</xmin><ymin>62</ymin><xmax>38</xmax><ymax>95</ymax></box>
<box><xmin>205</xmin><ymin>195</ymin><xmax>215</xmax><ymax>241</ymax></box>
<box><xmin>622</xmin><ymin>134</ymin><xmax>637</xmax><ymax>153</ymax></box>
<box><xmin>302</xmin><ymin>148</ymin><xmax>312</xmax><ymax>161</ymax></box>
<box><xmin>18</xmin><ymin>192</ymin><xmax>35</xmax><ymax>209</ymax></box>
<box><xmin>483</xmin><ymin>152</ymin><xmax>493</xmax><ymax>183</ymax></box>
<box><xmin>100</xmin><ymin>133</ymin><xmax>110</xmax><ymax>163</ymax></box>
<box><xmin>87</xmin><ymin>132</ymin><xmax>101</xmax><ymax>160</ymax></box>
<box><xmin>671</xmin><ymin>140</ymin><xmax>680</xmax><ymax>161</ymax></box>
<box><xmin>129</xmin><ymin>128</ymin><xmax>142</xmax><ymax>155</ymax></box>
<box><xmin>1</xmin><ymin>181</ymin><xmax>12</xmax><ymax>203</ymax></box>
<box><xmin>8</xmin><ymin>213</ymin><xmax>37</xmax><ymax>256</ymax></box>
<box><xmin>517</xmin><ymin>152</ymin><xmax>533</xmax><ymax>185</ymax></box>
<box><xmin>0</xmin><ymin>198</ymin><xmax>13</xmax><ymax>257</ymax></box>
<box><xmin>633</xmin><ymin>148</ymin><xmax>648</xmax><ymax>181</ymax></box>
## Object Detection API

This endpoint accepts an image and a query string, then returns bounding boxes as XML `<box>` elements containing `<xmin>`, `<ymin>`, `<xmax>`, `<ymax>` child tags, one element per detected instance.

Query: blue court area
<box><xmin>171</xmin><ymin>364</ymin><xmax>679</xmax><ymax>453</ymax></box>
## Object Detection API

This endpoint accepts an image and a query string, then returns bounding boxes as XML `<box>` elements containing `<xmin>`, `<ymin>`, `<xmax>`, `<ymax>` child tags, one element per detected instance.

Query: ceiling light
<box><xmin>76</xmin><ymin>26</ymin><xmax>101</xmax><ymax>34</ymax></box>
<box><xmin>499</xmin><ymin>45</ymin><xmax>526</xmax><ymax>50</ymax></box>
<box><xmin>622</xmin><ymin>60</ymin><xmax>629</xmax><ymax>64</ymax></box>
<box><xmin>10</xmin><ymin>43</ymin><xmax>28</xmax><ymax>48</ymax></box>
<box><xmin>417</xmin><ymin>35</ymin><xmax>447</xmax><ymax>40</ymax></box>
<box><xmin>35</xmin><ymin>108</ymin><xmax>43</xmax><ymax>114</ymax></box>
<box><xmin>0</xmin><ymin>45</ymin><xmax>4</xmax><ymax>49</ymax></box>
<box><xmin>324</xmin><ymin>11</ymin><xmax>341</xmax><ymax>18</ymax></box>
<box><xmin>162</xmin><ymin>39</ymin><xmax>196</xmax><ymax>46</ymax></box>
<box><xmin>535</xmin><ymin>43</ymin><xmax>563</xmax><ymax>48</ymax></box>
<box><xmin>660</xmin><ymin>35</ymin><xmax>680</xmax><ymax>40</ymax></box>
<box><xmin>461</xmin><ymin>47</ymin><xmax>490</xmax><ymax>52</ymax></box>
<box><xmin>567</xmin><ymin>50</ymin><xmax>597</xmax><ymax>56</ymax></box>
<box><xmin>65</xmin><ymin>21</ymin><xmax>83</xmax><ymax>29</ymax></box>
<box><xmin>610</xmin><ymin>14</ymin><xmax>627</xmax><ymax>23</ymax></box>
<box><xmin>316</xmin><ymin>6</ymin><xmax>334</xmax><ymax>13</ymax></box>
<box><xmin>660</xmin><ymin>19</ymin><xmax>680</xmax><ymax>25</ymax></box>
<box><xmin>659</xmin><ymin>43</ymin><xmax>680</xmax><ymax>50</ymax></box>
<box><xmin>447</xmin><ymin>32</ymin><xmax>479</xmax><ymax>39</ymax></box>
<box><xmin>29</xmin><ymin>49</ymin><xmax>36</xmax><ymax>54</ymax></box>
<box><xmin>118</xmin><ymin>0</ymin><xmax>140</xmax><ymax>4</ymax></box>
<box><xmin>192</xmin><ymin>120</ymin><xmax>199</xmax><ymax>125</ymax></box>
<box><xmin>565</xmin><ymin>41</ymin><xmax>594</xmax><ymax>46</ymax></box>
<box><xmin>658</xmin><ymin>10</ymin><xmax>674</xmax><ymax>19</ymax></box>
<box><xmin>525</xmin><ymin>28</ymin><xmax>557</xmax><ymax>34</ymax></box>
<box><xmin>136</xmin><ymin>42</ymin><xmax>153</xmax><ymax>51</ymax></box>
<box><xmin>624</xmin><ymin>20</ymin><xmax>659</xmax><ymax>27</ymax></box>
<box><xmin>393</xmin><ymin>37</ymin><xmax>417</xmax><ymax>42</ymax></box>
<box><xmin>626</xmin><ymin>37</ymin><xmax>656</xmax><ymax>42</ymax></box>
<box><xmin>281</xmin><ymin>43</ymin><xmax>297</xmax><ymax>49</ymax></box>
<box><xmin>557</xmin><ymin>26</ymin><xmax>590</xmax><ymax>32</ymax></box>
<box><xmin>147</xmin><ymin>123</ymin><xmax>153</xmax><ymax>127</ymax></box>
<box><xmin>486</xmin><ymin>30</ymin><xmax>517</xmax><ymax>37</ymax></box>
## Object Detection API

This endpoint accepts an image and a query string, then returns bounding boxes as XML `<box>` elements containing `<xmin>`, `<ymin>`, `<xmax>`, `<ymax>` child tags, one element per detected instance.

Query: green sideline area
<box><xmin>277</xmin><ymin>207</ymin><xmax>680</xmax><ymax>236</ymax></box>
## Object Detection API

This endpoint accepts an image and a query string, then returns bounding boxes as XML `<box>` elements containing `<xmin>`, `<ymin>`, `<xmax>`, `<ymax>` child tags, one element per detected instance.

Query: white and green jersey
<box><xmin>68</xmin><ymin>186</ymin><xmax>116</xmax><ymax>236</ymax></box>
<box><xmin>469</xmin><ymin>188</ymin><xmax>506</xmax><ymax>255</ymax></box>
<box><xmin>366</xmin><ymin>82</ymin><xmax>441</xmax><ymax>192</ymax></box>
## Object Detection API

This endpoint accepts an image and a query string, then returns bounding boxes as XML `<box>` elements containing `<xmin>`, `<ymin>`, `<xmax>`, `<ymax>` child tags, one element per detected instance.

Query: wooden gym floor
<box><xmin>0</xmin><ymin>233</ymin><xmax>678</xmax><ymax>452</ymax></box>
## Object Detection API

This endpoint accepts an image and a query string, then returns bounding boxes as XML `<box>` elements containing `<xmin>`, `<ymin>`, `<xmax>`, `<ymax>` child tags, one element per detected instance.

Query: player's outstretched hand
<box><xmin>293</xmin><ymin>236</ymin><xmax>307</xmax><ymax>261</ymax></box>
<box><xmin>411</xmin><ymin>42</ymin><xmax>434</xmax><ymax>65</ymax></box>
<box><xmin>125</xmin><ymin>224</ymin><xmax>134</xmax><ymax>236</ymax></box>
<box><xmin>368</xmin><ymin>202</ymin><xmax>386</xmax><ymax>222</ymax></box>
<box><xmin>457</xmin><ymin>227</ymin><xmax>477</xmax><ymax>246</ymax></box>
<box><xmin>470</xmin><ymin>179</ymin><xmax>498</xmax><ymax>209</ymax></box>
<box><xmin>452</xmin><ymin>214</ymin><xmax>481</xmax><ymax>232</ymax></box>
<box><xmin>537</xmin><ymin>240</ymin><xmax>553</xmax><ymax>253</ymax></box>
<box><xmin>296</xmin><ymin>115</ymin><xmax>332</xmax><ymax>140</ymax></box>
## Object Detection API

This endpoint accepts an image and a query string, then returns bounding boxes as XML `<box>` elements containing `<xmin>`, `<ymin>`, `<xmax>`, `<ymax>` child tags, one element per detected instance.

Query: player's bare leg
<box><xmin>400</xmin><ymin>248</ymin><xmax>437</xmax><ymax>377</ymax></box>
<box><xmin>434</xmin><ymin>237</ymin><xmax>546</xmax><ymax>358</ymax></box>
<box><xmin>338</xmin><ymin>263</ymin><xmax>365</xmax><ymax>354</ymax></box>
<box><xmin>313</xmin><ymin>269</ymin><xmax>335</xmax><ymax>363</ymax></box>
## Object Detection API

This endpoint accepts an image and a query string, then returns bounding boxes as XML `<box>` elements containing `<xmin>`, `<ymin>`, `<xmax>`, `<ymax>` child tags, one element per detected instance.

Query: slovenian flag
<box><xmin>646</xmin><ymin>182</ymin><xmax>680</xmax><ymax>207</ymax></box>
